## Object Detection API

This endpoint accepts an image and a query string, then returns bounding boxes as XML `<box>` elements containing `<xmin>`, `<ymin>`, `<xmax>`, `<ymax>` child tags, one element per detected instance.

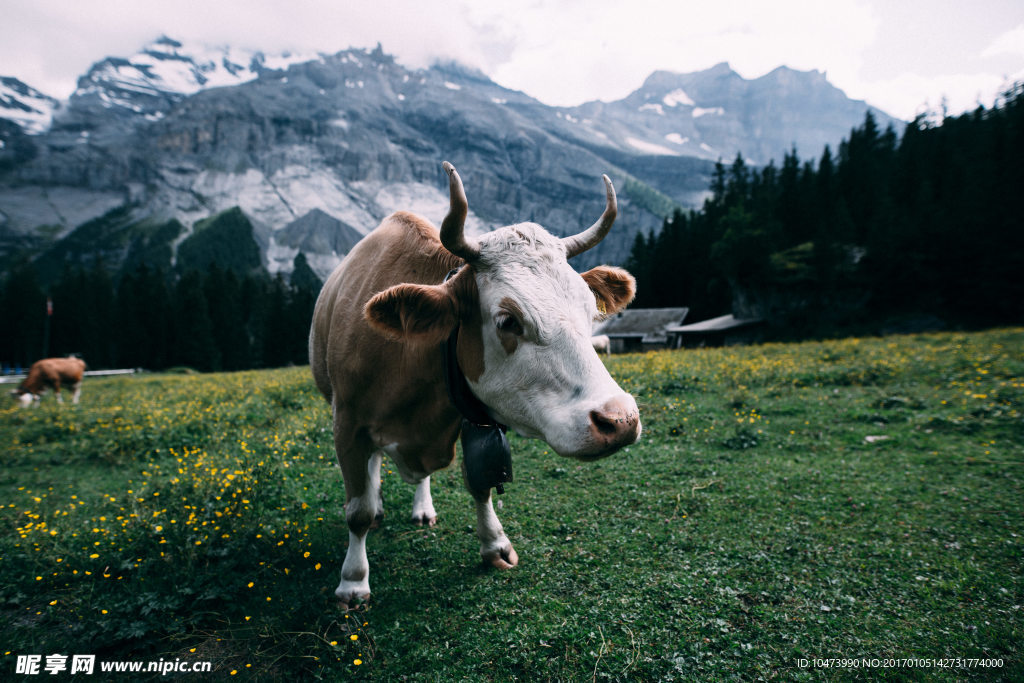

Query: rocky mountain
<box><xmin>59</xmin><ymin>36</ymin><xmax>319</xmax><ymax>133</ymax></box>
<box><xmin>0</xmin><ymin>39</ymin><xmax>902</xmax><ymax>282</ymax></box>
<box><xmin>1</xmin><ymin>77</ymin><xmax>60</xmax><ymax>134</ymax></box>
<box><xmin>562</xmin><ymin>63</ymin><xmax>899</xmax><ymax>167</ymax></box>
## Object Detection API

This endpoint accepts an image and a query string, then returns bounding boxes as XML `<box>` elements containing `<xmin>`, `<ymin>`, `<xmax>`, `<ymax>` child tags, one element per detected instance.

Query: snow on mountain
<box><xmin>57</xmin><ymin>36</ymin><xmax>323</xmax><ymax>130</ymax></box>
<box><xmin>626</xmin><ymin>136</ymin><xmax>681</xmax><ymax>156</ymax></box>
<box><xmin>0</xmin><ymin>77</ymin><xmax>59</xmax><ymax>134</ymax></box>
<box><xmin>692</xmin><ymin>107</ymin><xmax>725</xmax><ymax>118</ymax></box>
<box><xmin>90</xmin><ymin>35</ymin><xmax>316</xmax><ymax>94</ymax></box>
<box><xmin>662</xmin><ymin>89</ymin><xmax>696</xmax><ymax>108</ymax></box>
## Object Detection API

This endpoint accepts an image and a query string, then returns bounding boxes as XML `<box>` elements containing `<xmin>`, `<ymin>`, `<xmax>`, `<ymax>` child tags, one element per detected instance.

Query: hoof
<box><xmin>335</xmin><ymin>579</ymin><xmax>370</xmax><ymax>611</ymax></box>
<box><xmin>482</xmin><ymin>543</ymin><xmax>519</xmax><ymax>570</ymax></box>
<box><xmin>338</xmin><ymin>598</ymin><xmax>370</xmax><ymax>612</ymax></box>
<box><xmin>411</xmin><ymin>513</ymin><xmax>437</xmax><ymax>527</ymax></box>
<box><xmin>336</xmin><ymin>591</ymin><xmax>371</xmax><ymax>611</ymax></box>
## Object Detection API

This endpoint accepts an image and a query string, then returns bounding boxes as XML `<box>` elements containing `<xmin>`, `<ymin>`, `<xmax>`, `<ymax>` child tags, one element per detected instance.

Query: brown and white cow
<box><xmin>309</xmin><ymin>162</ymin><xmax>641</xmax><ymax>607</ymax></box>
<box><xmin>11</xmin><ymin>357</ymin><xmax>86</xmax><ymax>407</ymax></box>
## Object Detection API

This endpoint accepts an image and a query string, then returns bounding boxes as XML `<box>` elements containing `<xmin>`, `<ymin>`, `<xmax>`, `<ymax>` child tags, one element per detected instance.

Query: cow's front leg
<box><xmin>411</xmin><ymin>477</ymin><xmax>437</xmax><ymax>526</ymax></box>
<box><xmin>475</xmin><ymin>491</ymin><xmax>518</xmax><ymax>568</ymax></box>
<box><xmin>70</xmin><ymin>382</ymin><xmax>81</xmax><ymax>405</ymax></box>
<box><xmin>337</xmin><ymin>451</ymin><xmax>383</xmax><ymax>609</ymax></box>
<box><xmin>464</xmin><ymin>466</ymin><xmax>518</xmax><ymax>569</ymax></box>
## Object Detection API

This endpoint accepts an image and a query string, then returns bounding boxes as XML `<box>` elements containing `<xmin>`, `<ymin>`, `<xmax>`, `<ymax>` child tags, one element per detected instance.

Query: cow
<box><xmin>10</xmin><ymin>357</ymin><xmax>86</xmax><ymax>407</ymax></box>
<box><xmin>309</xmin><ymin>162</ymin><xmax>641</xmax><ymax>608</ymax></box>
<box><xmin>591</xmin><ymin>334</ymin><xmax>611</xmax><ymax>356</ymax></box>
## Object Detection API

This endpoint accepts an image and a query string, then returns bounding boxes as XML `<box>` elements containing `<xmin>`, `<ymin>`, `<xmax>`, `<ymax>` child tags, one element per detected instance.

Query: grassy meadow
<box><xmin>1</xmin><ymin>329</ymin><xmax>1022</xmax><ymax>680</ymax></box>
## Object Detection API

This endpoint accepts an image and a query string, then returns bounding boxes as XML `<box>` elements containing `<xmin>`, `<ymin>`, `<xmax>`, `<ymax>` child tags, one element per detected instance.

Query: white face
<box><xmin>17</xmin><ymin>392</ymin><xmax>35</xmax><ymax>408</ymax></box>
<box><xmin>465</xmin><ymin>224</ymin><xmax>640</xmax><ymax>459</ymax></box>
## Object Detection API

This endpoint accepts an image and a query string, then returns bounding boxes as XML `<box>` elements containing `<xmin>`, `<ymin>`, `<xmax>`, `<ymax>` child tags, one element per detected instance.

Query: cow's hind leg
<box><xmin>334</xmin><ymin>421</ymin><xmax>383</xmax><ymax>609</ymax></box>
<box><xmin>463</xmin><ymin>464</ymin><xmax>518</xmax><ymax>569</ymax></box>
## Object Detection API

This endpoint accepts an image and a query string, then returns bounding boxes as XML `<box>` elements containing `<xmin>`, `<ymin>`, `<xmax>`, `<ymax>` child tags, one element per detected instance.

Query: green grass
<box><xmin>1</xmin><ymin>329</ymin><xmax>1022</xmax><ymax>680</ymax></box>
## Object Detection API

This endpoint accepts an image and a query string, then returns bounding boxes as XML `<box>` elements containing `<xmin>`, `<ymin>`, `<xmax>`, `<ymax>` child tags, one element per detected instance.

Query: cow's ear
<box><xmin>581</xmin><ymin>266</ymin><xmax>636</xmax><ymax>318</ymax></box>
<box><xmin>364</xmin><ymin>283</ymin><xmax>458</xmax><ymax>344</ymax></box>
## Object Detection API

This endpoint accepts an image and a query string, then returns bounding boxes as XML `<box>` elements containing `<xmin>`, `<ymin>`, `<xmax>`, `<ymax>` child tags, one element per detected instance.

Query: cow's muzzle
<box><xmin>574</xmin><ymin>395</ymin><xmax>641</xmax><ymax>460</ymax></box>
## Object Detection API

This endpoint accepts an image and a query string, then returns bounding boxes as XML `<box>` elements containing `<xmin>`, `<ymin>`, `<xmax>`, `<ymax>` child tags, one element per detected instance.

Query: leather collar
<box><xmin>440</xmin><ymin>267</ymin><xmax>513</xmax><ymax>494</ymax></box>
<box><xmin>440</xmin><ymin>268</ymin><xmax>508</xmax><ymax>431</ymax></box>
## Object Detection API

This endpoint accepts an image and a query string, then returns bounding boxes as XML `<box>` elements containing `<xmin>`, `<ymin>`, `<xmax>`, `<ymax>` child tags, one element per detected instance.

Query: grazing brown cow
<box><xmin>11</xmin><ymin>357</ymin><xmax>86</xmax><ymax>407</ymax></box>
<box><xmin>309</xmin><ymin>162</ymin><xmax>641</xmax><ymax>607</ymax></box>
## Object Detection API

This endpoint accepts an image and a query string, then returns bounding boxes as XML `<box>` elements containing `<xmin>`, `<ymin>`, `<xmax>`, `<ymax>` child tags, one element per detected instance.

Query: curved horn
<box><xmin>562</xmin><ymin>174</ymin><xmax>618</xmax><ymax>259</ymax></box>
<box><xmin>440</xmin><ymin>161</ymin><xmax>480</xmax><ymax>262</ymax></box>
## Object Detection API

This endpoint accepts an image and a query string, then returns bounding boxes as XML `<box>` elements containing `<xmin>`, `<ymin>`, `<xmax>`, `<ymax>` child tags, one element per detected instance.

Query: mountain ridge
<box><xmin>0</xmin><ymin>39</ymin><xmax>902</xmax><ymax>281</ymax></box>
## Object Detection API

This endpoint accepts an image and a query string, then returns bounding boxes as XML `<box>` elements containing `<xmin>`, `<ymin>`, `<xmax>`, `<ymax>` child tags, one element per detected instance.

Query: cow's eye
<box><xmin>495</xmin><ymin>312</ymin><xmax>524</xmax><ymax>336</ymax></box>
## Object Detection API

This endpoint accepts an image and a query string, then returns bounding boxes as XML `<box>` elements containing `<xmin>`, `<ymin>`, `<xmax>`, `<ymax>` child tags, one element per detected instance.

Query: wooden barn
<box><xmin>593</xmin><ymin>308</ymin><xmax>690</xmax><ymax>353</ymax></box>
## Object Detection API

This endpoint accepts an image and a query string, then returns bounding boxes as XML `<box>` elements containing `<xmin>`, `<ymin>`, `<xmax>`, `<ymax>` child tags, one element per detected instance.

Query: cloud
<box><xmin>476</xmin><ymin>0</ymin><xmax>880</xmax><ymax>106</ymax></box>
<box><xmin>2</xmin><ymin>0</ymin><xmax>1017</xmax><ymax>122</ymax></box>
<box><xmin>3</xmin><ymin>0</ymin><xmax>883</xmax><ymax>105</ymax></box>
<box><xmin>2</xmin><ymin>0</ymin><xmax>488</xmax><ymax>98</ymax></box>
<box><xmin>859</xmin><ymin>71</ymin><xmax>1011</xmax><ymax>120</ymax></box>
<box><xmin>982</xmin><ymin>23</ymin><xmax>1024</xmax><ymax>59</ymax></box>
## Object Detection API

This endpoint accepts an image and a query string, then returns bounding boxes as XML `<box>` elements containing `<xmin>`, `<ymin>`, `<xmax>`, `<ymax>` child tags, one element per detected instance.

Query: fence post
<box><xmin>42</xmin><ymin>297</ymin><xmax>52</xmax><ymax>358</ymax></box>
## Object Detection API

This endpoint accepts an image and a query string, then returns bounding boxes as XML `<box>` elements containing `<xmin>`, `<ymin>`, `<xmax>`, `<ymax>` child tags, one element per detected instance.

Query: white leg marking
<box><xmin>71</xmin><ymin>384</ymin><xmax>81</xmax><ymax>404</ymax></box>
<box><xmin>411</xmin><ymin>477</ymin><xmax>437</xmax><ymax>526</ymax></box>
<box><xmin>366</xmin><ymin>452</ymin><xmax>384</xmax><ymax>522</ymax></box>
<box><xmin>336</xmin><ymin>453</ymin><xmax>383</xmax><ymax>607</ymax></box>
<box><xmin>475</xmin><ymin>493</ymin><xmax>518</xmax><ymax>569</ymax></box>
<box><xmin>336</xmin><ymin>530</ymin><xmax>370</xmax><ymax>605</ymax></box>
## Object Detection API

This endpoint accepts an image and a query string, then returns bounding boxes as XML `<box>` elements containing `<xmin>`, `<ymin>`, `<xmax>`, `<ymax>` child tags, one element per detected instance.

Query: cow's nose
<box><xmin>588</xmin><ymin>395</ymin><xmax>640</xmax><ymax>448</ymax></box>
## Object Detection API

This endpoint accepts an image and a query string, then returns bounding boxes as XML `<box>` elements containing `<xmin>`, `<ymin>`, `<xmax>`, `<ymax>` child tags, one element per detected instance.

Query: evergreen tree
<box><xmin>49</xmin><ymin>264</ymin><xmax>86</xmax><ymax>360</ymax></box>
<box><xmin>261</xmin><ymin>274</ymin><xmax>291</xmax><ymax>368</ymax></box>
<box><xmin>624</xmin><ymin>230</ymin><xmax>656</xmax><ymax>308</ymax></box>
<box><xmin>811</xmin><ymin>145</ymin><xmax>843</xmax><ymax>283</ymax></box>
<box><xmin>290</xmin><ymin>252</ymin><xmax>323</xmax><ymax>294</ymax></box>
<box><xmin>287</xmin><ymin>253</ymin><xmax>322</xmax><ymax>365</ymax></box>
<box><xmin>204</xmin><ymin>265</ymin><xmax>251</xmax><ymax>371</ymax></box>
<box><xmin>625</xmin><ymin>84</ymin><xmax>1024</xmax><ymax>333</ymax></box>
<box><xmin>82</xmin><ymin>261</ymin><xmax>116</xmax><ymax>368</ymax></box>
<box><xmin>173</xmin><ymin>270</ymin><xmax>219</xmax><ymax>371</ymax></box>
<box><xmin>49</xmin><ymin>260</ymin><xmax>115</xmax><ymax>367</ymax></box>
<box><xmin>240</xmin><ymin>273</ymin><xmax>268</xmax><ymax>367</ymax></box>
<box><xmin>116</xmin><ymin>264</ymin><xmax>172</xmax><ymax>369</ymax></box>
<box><xmin>0</xmin><ymin>260</ymin><xmax>46</xmax><ymax>367</ymax></box>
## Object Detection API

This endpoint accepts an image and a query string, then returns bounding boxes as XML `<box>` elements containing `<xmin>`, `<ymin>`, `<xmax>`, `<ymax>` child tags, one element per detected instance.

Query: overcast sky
<box><xmin>3</xmin><ymin>0</ymin><xmax>1023</xmax><ymax>121</ymax></box>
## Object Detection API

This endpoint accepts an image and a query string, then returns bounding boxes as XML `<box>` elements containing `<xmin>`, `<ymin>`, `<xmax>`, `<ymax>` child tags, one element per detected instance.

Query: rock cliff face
<box><xmin>561</xmin><ymin>63</ymin><xmax>899</xmax><ymax>169</ymax></box>
<box><xmin>0</xmin><ymin>41</ymin><xmax>900</xmax><ymax>280</ymax></box>
<box><xmin>1</xmin><ymin>77</ymin><xmax>60</xmax><ymax>135</ymax></box>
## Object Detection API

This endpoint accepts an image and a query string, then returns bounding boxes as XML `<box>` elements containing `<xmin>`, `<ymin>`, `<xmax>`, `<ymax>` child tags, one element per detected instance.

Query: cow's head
<box><xmin>9</xmin><ymin>389</ymin><xmax>36</xmax><ymax>408</ymax></box>
<box><xmin>365</xmin><ymin>162</ymin><xmax>641</xmax><ymax>460</ymax></box>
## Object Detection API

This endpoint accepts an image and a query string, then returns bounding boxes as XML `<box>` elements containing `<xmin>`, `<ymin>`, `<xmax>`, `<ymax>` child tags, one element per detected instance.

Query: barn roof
<box><xmin>594</xmin><ymin>307</ymin><xmax>690</xmax><ymax>344</ymax></box>
<box><xmin>666</xmin><ymin>314</ymin><xmax>763</xmax><ymax>334</ymax></box>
